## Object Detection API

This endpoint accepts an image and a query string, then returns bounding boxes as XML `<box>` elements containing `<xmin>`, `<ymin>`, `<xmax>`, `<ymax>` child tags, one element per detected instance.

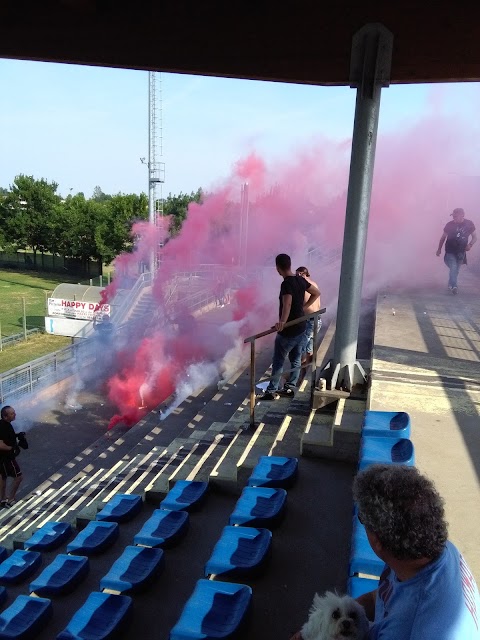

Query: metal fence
<box><xmin>0</xmin><ymin>328</ymin><xmax>41</xmax><ymax>351</ymax></box>
<box><xmin>0</xmin><ymin>252</ymin><xmax>102</xmax><ymax>278</ymax></box>
<box><xmin>0</xmin><ymin>341</ymin><xmax>88</xmax><ymax>404</ymax></box>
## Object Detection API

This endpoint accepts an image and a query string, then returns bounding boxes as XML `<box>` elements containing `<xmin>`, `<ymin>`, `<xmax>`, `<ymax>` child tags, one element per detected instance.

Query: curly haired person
<box><xmin>290</xmin><ymin>464</ymin><xmax>480</xmax><ymax>640</ymax></box>
<box><xmin>354</xmin><ymin>464</ymin><xmax>480</xmax><ymax>639</ymax></box>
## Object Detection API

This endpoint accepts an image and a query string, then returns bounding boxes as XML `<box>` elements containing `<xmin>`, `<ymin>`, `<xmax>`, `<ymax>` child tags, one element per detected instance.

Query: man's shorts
<box><xmin>0</xmin><ymin>458</ymin><xmax>22</xmax><ymax>479</ymax></box>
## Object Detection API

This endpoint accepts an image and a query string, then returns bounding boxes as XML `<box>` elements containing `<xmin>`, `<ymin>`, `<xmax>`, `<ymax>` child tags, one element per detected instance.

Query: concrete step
<box><xmin>6</xmin><ymin>470</ymin><xmax>109</xmax><ymax>549</ymax></box>
<box><xmin>7</xmin><ymin>349</ymin><xmax>273</xmax><ymax>541</ymax></box>
<box><xmin>29</xmin><ymin>348</ymin><xmax>270</xmax><ymax>503</ymax></box>
<box><xmin>34</xmin><ymin>408</ymin><xmax>166</xmax><ymax>497</ymax></box>
<box><xmin>301</xmin><ymin>396</ymin><xmax>365</xmax><ymax>462</ymax></box>
<box><xmin>167</xmin><ymin>425</ymin><xmax>238</xmax><ymax>485</ymax></box>
<box><xmin>77</xmin><ymin>437</ymin><xmax>193</xmax><ymax>522</ymax></box>
<box><xmin>143</xmin><ymin>422</ymin><xmax>242</xmax><ymax>502</ymax></box>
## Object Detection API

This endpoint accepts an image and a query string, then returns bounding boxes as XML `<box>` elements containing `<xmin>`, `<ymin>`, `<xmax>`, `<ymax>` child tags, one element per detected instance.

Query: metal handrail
<box><xmin>243</xmin><ymin>308</ymin><xmax>326</xmax><ymax>428</ymax></box>
<box><xmin>112</xmin><ymin>271</ymin><xmax>152</xmax><ymax>324</ymax></box>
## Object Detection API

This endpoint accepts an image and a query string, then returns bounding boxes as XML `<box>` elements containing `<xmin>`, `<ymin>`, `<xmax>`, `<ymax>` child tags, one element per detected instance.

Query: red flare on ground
<box><xmin>106</xmin><ymin>333</ymin><xmax>177</xmax><ymax>429</ymax></box>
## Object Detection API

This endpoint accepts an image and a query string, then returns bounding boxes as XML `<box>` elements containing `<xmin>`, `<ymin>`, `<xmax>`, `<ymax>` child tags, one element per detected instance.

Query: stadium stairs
<box><xmin>0</xmin><ymin>317</ymin><xmax>366</xmax><ymax>639</ymax></box>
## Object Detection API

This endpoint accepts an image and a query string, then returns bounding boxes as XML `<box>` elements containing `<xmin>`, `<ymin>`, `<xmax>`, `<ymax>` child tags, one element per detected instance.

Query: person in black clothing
<box><xmin>436</xmin><ymin>208</ymin><xmax>476</xmax><ymax>294</ymax></box>
<box><xmin>0</xmin><ymin>406</ymin><xmax>24</xmax><ymax>507</ymax></box>
<box><xmin>93</xmin><ymin>314</ymin><xmax>114</xmax><ymax>343</ymax></box>
<box><xmin>261</xmin><ymin>254</ymin><xmax>320</xmax><ymax>400</ymax></box>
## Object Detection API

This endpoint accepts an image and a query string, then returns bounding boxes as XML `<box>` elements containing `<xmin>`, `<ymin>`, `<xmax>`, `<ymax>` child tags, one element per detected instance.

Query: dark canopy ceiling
<box><xmin>0</xmin><ymin>1</ymin><xmax>479</xmax><ymax>85</ymax></box>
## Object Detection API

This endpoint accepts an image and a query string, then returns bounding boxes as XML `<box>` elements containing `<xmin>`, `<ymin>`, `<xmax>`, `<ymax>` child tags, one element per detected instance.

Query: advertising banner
<box><xmin>47</xmin><ymin>298</ymin><xmax>110</xmax><ymax>321</ymax></box>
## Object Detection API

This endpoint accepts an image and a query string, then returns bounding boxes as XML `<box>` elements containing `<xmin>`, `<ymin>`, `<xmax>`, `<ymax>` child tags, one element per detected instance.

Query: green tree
<box><xmin>96</xmin><ymin>192</ymin><xmax>148</xmax><ymax>263</ymax></box>
<box><xmin>0</xmin><ymin>175</ymin><xmax>61</xmax><ymax>266</ymax></box>
<box><xmin>62</xmin><ymin>194</ymin><xmax>105</xmax><ymax>267</ymax></box>
<box><xmin>91</xmin><ymin>185</ymin><xmax>112</xmax><ymax>202</ymax></box>
<box><xmin>164</xmin><ymin>188</ymin><xmax>203</xmax><ymax>236</ymax></box>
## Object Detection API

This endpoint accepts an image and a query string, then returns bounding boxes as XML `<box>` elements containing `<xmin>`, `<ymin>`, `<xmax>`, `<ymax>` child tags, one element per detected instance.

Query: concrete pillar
<box><xmin>327</xmin><ymin>23</ymin><xmax>393</xmax><ymax>390</ymax></box>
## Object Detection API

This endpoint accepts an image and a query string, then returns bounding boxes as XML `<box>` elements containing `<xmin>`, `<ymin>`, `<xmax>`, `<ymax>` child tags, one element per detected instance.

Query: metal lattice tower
<box><xmin>145</xmin><ymin>71</ymin><xmax>165</xmax><ymax>228</ymax></box>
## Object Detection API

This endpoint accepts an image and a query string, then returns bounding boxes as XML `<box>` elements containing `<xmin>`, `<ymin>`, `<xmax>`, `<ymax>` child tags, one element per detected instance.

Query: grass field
<box><xmin>0</xmin><ymin>269</ymin><xmax>101</xmax><ymax>373</ymax></box>
<box><xmin>0</xmin><ymin>270</ymin><xmax>86</xmax><ymax>337</ymax></box>
<box><xmin>0</xmin><ymin>333</ymin><xmax>72</xmax><ymax>373</ymax></box>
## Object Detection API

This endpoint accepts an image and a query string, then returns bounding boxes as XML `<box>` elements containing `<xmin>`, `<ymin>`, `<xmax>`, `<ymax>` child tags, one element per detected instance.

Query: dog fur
<box><xmin>300</xmin><ymin>591</ymin><xmax>370</xmax><ymax>640</ymax></box>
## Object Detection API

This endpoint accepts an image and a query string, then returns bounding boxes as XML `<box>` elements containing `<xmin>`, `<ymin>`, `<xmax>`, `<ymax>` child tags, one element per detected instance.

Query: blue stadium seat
<box><xmin>24</xmin><ymin>522</ymin><xmax>72</xmax><ymax>552</ymax></box>
<box><xmin>100</xmin><ymin>545</ymin><xmax>165</xmax><ymax>594</ymax></box>
<box><xmin>96</xmin><ymin>494</ymin><xmax>143</xmax><ymax>523</ymax></box>
<box><xmin>349</xmin><ymin>518</ymin><xmax>384</xmax><ymax>577</ymax></box>
<box><xmin>0</xmin><ymin>550</ymin><xmax>42</xmax><ymax>585</ymax></box>
<box><xmin>160</xmin><ymin>481</ymin><xmax>208</xmax><ymax>512</ymax></box>
<box><xmin>362</xmin><ymin>411</ymin><xmax>411</xmax><ymax>438</ymax></box>
<box><xmin>347</xmin><ymin>576</ymin><xmax>379</xmax><ymax>598</ymax></box>
<box><xmin>205</xmin><ymin>526</ymin><xmax>272</xmax><ymax>579</ymax></box>
<box><xmin>359</xmin><ymin>437</ymin><xmax>414</xmax><ymax>470</ymax></box>
<box><xmin>0</xmin><ymin>549</ymin><xmax>8</xmax><ymax>565</ymax></box>
<box><xmin>57</xmin><ymin>591</ymin><xmax>133</xmax><ymax>640</ymax></box>
<box><xmin>30</xmin><ymin>554</ymin><xmax>89</xmax><ymax>597</ymax></box>
<box><xmin>229</xmin><ymin>487</ymin><xmax>287</xmax><ymax>528</ymax></box>
<box><xmin>133</xmin><ymin>509</ymin><xmax>189</xmax><ymax>548</ymax></box>
<box><xmin>247</xmin><ymin>456</ymin><xmax>298</xmax><ymax>489</ymax></box>
<box><xmin>67</xmin><ymin>522</ymin><xmax>119</xmax><ymax>556</ymax></box>
<box><xmin>170</xmin><ymin>579</ymin><xmax>252</xmax><ymax>640</ymax></box>
<box><xmin>0</xmin><ymin>595</ymin><xmax>52</xmax><ymax>639</ymax></box>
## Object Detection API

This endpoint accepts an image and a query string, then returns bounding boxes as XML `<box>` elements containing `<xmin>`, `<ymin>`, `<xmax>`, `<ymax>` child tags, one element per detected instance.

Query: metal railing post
<box><xmin>244</xmin><ymin>308</ymin><xmax>326</xmax><ymax>424</ymax></box>
<box><xmin>22</xmin><ymin>297</ymin><xmax>27</xmax><ymax>340</ymax></box>
<box><xmin>310</xmin><ymin>315</ymin><xmax>319</xmax><ymax>408</ymax></box>
<box><xmin>28</xmin><ymin>364</ymin><xmax>33</xmax><ymax>392</ymax></box>
<box><xmin>250</xmin><ymin>341</ymin><xmax>256</xmax><ymax>428</ymax></box>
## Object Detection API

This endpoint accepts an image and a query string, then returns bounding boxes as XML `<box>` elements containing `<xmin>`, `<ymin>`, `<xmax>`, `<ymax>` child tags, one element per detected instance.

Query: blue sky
<box><xmin>0</xmin><ymin>58</ymin><xmax>479</xmax><ymax>198</ymax></box>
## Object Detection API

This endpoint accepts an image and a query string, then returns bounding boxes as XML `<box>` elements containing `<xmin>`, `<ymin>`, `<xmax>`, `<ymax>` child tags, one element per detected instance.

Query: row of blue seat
<box><xmin>170</xmin><ymin>455</ymin><xmax>298</xmax><ymax>640</ymax></box>
<box><xmin>0</xmin><ymin>482</ymin><xmax>208</xmax><ymax>639</ymax></box>
<box><xmin>348</xmin><ymin>410</ymin><xmax>413</xmax><ymax>598</ymax></box>
<box><xmin>0</xmin><ymin>455</ymin><xmax>299</xmax><ymax>639</ymax></box>
<box><xmin>60</xmin><ymin>481</ymin><xmax>213</xmax><ymax>638</ymax></box>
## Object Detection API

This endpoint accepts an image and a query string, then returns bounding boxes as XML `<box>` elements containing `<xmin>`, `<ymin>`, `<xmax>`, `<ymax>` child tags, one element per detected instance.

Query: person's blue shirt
<box><xmin>370</xmin><ymin>541</ymin><xmax>480</xmax><ymax>639</ymax></box>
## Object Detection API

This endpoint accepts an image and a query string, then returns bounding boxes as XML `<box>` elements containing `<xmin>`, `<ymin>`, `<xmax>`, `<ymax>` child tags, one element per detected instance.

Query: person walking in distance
<box><xmin>296</xmin><ymin>266</ymin><xmax>321</xmax><ymax>366</ymax></box>
<box><xmin>0</xmin><ymin>406</ymin><xmax>27</xmax><ymax>507</ymax></box>
<box><xmin>436</xmin><ymin>208</ymin><xmax>476</xmax><ymax>294</ymax></box>
<box><xmin>261</xmin><ymin>254</ymin><xmax>320</xmax><ymax>400</ymax></box>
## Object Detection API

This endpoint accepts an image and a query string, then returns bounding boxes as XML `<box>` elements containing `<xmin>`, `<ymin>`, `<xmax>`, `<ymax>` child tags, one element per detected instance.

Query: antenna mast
<box><xmin>146</xmin><ymin>71</ymin><xmax>165</xmax><ymax>268</ymax></box>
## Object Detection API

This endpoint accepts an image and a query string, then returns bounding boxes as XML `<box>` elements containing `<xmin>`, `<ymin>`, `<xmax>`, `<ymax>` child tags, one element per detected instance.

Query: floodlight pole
<box><xmin>143</xmin><ymin>71</ymin><xmax>165</xmax><ymax>273</ymax></box>
<box><xmin>324</xmin><ymin>23</ymin><xmax>393</xmax><ymax>391</ymax></box>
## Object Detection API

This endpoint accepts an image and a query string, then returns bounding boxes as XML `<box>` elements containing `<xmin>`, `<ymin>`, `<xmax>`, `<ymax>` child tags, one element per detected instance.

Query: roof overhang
<box><xmin>1</xmin><ymin>2</ymin><xmax>480</xmax><ymax>85</ymax></box>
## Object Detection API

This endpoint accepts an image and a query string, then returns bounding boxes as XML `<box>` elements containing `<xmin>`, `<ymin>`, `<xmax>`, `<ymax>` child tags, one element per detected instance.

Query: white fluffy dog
<box><xmin>300</xmin><ymin>591</ymin><xmax>370</xmax><ymax>640</ymax></box>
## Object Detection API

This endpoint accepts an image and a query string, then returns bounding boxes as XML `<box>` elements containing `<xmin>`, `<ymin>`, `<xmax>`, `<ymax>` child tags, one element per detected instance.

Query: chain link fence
<box><xmin>0</xmin><ymin>340</ymin><xmax>88</xmax><ymax>404</ymax></box>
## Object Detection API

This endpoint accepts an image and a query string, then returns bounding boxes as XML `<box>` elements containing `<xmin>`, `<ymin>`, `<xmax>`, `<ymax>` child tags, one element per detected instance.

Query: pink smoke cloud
<box><xmin>96</xmin><ymin>100</ymin><xmax>480</xmax><ymax>427</ymax></box>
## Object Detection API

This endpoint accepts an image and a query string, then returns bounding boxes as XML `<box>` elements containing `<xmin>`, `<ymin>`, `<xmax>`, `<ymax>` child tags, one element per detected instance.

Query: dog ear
<box><xmin>312</xmin><ymin>592</ymin><xmax>323</xmax><ymax>609</ymax></box>
<box><xmin>301</xmin><ymin>592</ymin><xmax>327</xmax><ymax>639</ymax></box>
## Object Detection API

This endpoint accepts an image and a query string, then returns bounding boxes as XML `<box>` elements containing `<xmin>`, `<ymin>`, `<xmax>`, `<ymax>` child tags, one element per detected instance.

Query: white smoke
<box><xmin>159</xmin><ymin>361</ymin><xmax>220</xmax><ymax>420</ymax></box>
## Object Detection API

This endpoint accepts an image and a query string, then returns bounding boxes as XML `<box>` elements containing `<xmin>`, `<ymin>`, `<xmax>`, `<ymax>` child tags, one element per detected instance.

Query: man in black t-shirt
<box><xmin>261</xmin><ymin>254</ymin><xmax>320</xmax><ymax>400</ymax></box>
<box><xmin>0</xmin><ymin>406</ymin><xmax>23</xmax><ymax>507</ymax></box>
<box><xmin>436</xmin><ymin>208</ymin><xmax>477</xmax><ymax>294</ymax></box>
